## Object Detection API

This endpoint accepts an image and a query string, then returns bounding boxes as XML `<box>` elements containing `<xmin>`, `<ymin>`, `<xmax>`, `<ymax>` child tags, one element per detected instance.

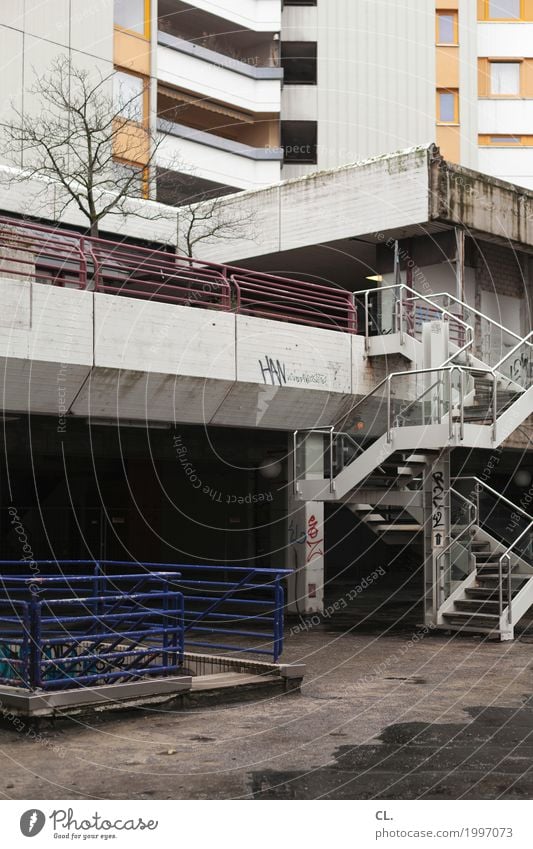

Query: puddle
<box><xmin>250</xmin><ymin>701</ymin><xmax>533</xmax><ymax>799</ymax></box>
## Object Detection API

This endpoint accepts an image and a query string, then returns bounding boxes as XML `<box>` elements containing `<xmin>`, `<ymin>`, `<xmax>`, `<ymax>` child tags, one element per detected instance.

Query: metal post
<box><xmin>506</xmin><ymin>554</ymin><xmax>512</xmax><ymax>625</ymax></box>
<box><xmin>499</xmin><ymin>555</ymin><xmax>503</xmax><ymax>618</ymax></box>
<box><xmin>459</xmin><ymin>369</ymin><xmax>465</xmax><ymax>441</ymax></box>
<box><xmin>386</xmin><ymin>377</ymin><xmax>392</xmax><ymax>443</ymax></box>
<box><xmin>448</xmin><ymin>369</ymin><xmax>453</xmax><ymax>439</ymax></box>
<box><xmin>329</xmin><ymin>431</ymin><xmax>335</xmax><ymax>493</ymax></box>
<box><xmin>399</xmin><ymin>286</ymin><xmax>405</xmax><ymax>345</ymax></box>
<box><xmin>455</xmin><ymin>228</ymin><xmax>465</xmax><ymax>318</ymax></box>
<box><xmin>364</xmin><ymin>291</ymin><xmax>370</xmax><ymax>355</ymax></box>
<box><xmin>493</xmin><ymin>372</ymin><xmax>498</xmax><ymax>442</ymax></box>
<box><xmin>29</xmin><ymin>594</ymin><xmax>41</xmax><ymax>690</ymax></box>
<box><xmin>292</xmin><ymin>431</ymin><xmax>298</xmax><ymax>495</ymax></box>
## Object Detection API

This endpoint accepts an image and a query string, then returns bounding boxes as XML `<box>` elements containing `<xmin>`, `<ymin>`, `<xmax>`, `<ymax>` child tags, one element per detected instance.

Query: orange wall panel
<box><xmin>437</xmin><ymin>125</ymin><xmax>461</xmax><ymax>162</ymax></box>
<box><xmin>112</xmin><ymin>121</ymin><xmax>150</xmax><ymax>166</ymax></box>
<box><xmin>436</xmin><ymin>46</ymin><xmax>459</xmax><ymax>87</ymax></box>
<box><xmin>478</xmin><ymin>58</ymin><xmax>490</xmax><ymax>96</ymax></box>
<box><xmin>114</xmin><ymin>29</ymin><xmax>150</xmax><ymax>76</ymax></box>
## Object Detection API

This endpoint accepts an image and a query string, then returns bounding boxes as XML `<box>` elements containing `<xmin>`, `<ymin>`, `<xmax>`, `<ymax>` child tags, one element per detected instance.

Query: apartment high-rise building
<box><xmin>1</xmin><ymin>1</ymin><xmax>533</xmax><ymax>208</ymax></box>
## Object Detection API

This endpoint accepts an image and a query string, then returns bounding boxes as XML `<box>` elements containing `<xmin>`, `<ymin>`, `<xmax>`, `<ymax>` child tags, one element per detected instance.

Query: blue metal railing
<box><xmin>0</xmin><ymin>566</ymin><xmax>184</xmax><ymax>690</ymax></box>
<box><xmin>0</xmin><ymin>561</ymin><xmax>290</xmax><ymax>691</ymax></box>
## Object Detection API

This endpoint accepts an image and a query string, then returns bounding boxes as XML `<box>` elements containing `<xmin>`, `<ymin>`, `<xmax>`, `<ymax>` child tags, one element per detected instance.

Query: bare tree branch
<box><xmin>1</xmin><ymin>55</ymin><xmax>257</xmax><ymax>252</ymax></box>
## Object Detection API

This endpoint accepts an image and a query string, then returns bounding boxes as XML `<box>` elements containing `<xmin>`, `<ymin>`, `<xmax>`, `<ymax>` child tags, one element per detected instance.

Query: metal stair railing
<box><xmin>295</xmin><ymin>353</ymin><xmax>533</xmax><ymax>496</ymax></box>
<box><xmin>418</xmin><ymin>291</ymin><xmax>533</xmax><ymax>363</ymax></box>
<box><xmin>435</xmin><ymin>488</ymin><xmax>478</xmax><ymax>612</ymax></box>
<box><xmin>453</xmin><ymin>476</ymin><xmax>533</xmax><ymax>625</ymax></box>
<box><xmin>353</xmin><ymin>283</ymin><xmax>474</xmax><ymax>356</ymax></box>
<box><xmin>295</xmin><ymin>364</ymin><xmax>465</xmax><ymax>493</ymax></box>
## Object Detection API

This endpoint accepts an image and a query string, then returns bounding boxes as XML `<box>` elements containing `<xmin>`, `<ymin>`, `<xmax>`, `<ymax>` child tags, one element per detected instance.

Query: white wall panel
<box><xmin>0</xmin><ymin>27</ymin><xmax>23</xmax><ymax>136</ymax></box>
<box><xmin>281</xmin><ymin>86</ymin><xmax>318</xmax><ymax>121</ymax></box>
<box><xmin>315</xmin><ymin>0</ymin><xmax>434</xmax><ymax>170</ymax></box>
<box><xmin>478</xmin><ymin>23</ymin><xmax>533</xmax><ymax>58</ymax></box>
<box><xmin>459</xmin><ymin>1</ymin><xmax>479</xmax><ymax>170</ymax></box>
<box><xmin>478</xmin><ymin>147</ymin><xmax>533</xmax><ymax>190</ymax></box>
<box><xmin>281</xmin><ymin>5</ymin><xmax>317</xmax><ymax>38</ymax></box>
<box><xmin>70</xmin><ymin>0</ymin><xmax>114</xmax><ymax>61</ymax></box>
<box><xmin>478</xmin><ymin>100</ymin><xmax>533</xmax><ymax>135</ymax></box>
<box><xmin>0</xmin><ymin>2</ymin><xmax>24</xmax><ymax>29</ymax></box>
<box><xmin>24</xmin><ymin>0</ymin><xmax>70</xmax><ymax>46</ymax></box>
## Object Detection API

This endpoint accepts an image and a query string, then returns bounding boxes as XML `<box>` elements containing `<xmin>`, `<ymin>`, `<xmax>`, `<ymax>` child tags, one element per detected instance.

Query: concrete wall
<box><xmin>0</xmin><ymin>277</ymin><xmax>378</xmax><ymax>429</ymax></box>
<box><xmin>183</xmin><ymin>145</ymin><xmax>433</xmax><ymax>263</ymax></box>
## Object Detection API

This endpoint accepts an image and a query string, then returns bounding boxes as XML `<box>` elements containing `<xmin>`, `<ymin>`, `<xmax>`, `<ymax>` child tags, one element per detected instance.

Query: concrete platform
<box><xmin>0</xmin><ymin>653</ymin><xmax>305</xmax><ymax>719</ymax></box>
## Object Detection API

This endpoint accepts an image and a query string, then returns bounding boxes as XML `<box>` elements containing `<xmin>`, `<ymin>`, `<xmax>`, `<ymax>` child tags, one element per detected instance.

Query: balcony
<box><xmin>156</xmin><ymin>119</ymin><xmax>283</xmax><ymax>191</ymax></box>
<box><xmin>158</xmin><ymin>32</ymin><xmax>282</xmax><ymax>115</ymax></box>
<box><xmin>158</xmin><ymin>0</ymin><xmax>281</xmax><ymax>35</ymax></box>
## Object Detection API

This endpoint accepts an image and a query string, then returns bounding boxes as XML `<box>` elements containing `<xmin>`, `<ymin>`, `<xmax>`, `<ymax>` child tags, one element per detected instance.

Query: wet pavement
<box><xmin>1</xmin><ymin>585</ymin><xmax>533</xmax><ymax>800</ymax></box>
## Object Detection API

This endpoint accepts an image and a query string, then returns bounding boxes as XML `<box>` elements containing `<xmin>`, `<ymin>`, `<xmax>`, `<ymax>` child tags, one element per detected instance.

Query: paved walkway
<box><xmin>1</xmin><ymin>617</ymin><xmax>533</xmax><ymax>800</ymax></box>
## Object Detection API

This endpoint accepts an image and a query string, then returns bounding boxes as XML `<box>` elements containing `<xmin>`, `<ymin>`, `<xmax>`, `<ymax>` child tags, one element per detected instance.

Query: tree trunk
<box><xmin>90</xmin><ymin>219</ymin><xmax>99</xmax><ymax>238</ymax></box>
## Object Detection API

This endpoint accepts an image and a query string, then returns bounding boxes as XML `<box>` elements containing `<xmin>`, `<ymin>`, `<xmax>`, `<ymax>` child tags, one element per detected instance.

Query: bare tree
<box><xmin>176</xmin><ymin>192</ymin><xmax>256</xmax><ymax>258</ymax></box>
<box><xmin>2</xmin><ymin>55</ymin><xmax>257</xmax><ymax>255</ymax></box>
<box><xmin>1</xmin><ymin>56</ymin><xmax>178</xmax><ymax>237</ymax></box>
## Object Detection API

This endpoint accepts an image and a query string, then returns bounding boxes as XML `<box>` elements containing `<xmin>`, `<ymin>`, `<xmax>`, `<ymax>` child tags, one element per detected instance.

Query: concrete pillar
<box><xmin>423</xmin><ymin>452</ymin><xmax>451</xmax><ymax>626</ymax></box>
<box><xmin>286</xmin><ymin>434</ymin><xmax>325</xmax><ymax>615</ymax></box>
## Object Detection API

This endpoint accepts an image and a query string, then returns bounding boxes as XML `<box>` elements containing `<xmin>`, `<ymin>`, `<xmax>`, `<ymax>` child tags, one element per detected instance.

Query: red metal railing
<box><xmin>0</xmin><ymin>216</ymin><xmax>87</xmax><ymax>287</ymax></box>
<box><xmin>0</xmin><ymin>215</ymin><xmax>357</xmax><ymax>333</ymax></box>
<box><xmin>231</xmin><ymin>271</ymin><xmax>357</xmax><ymax>333</ymax></box>
<box><xmin>89</xmin><ymin>238</ymin><xmax>231</xmax><ymax>310</ymax></box>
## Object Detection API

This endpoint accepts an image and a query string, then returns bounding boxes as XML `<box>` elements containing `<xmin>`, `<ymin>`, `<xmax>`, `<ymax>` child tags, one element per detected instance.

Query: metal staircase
<box><xmin>294</xmin><ymin>284</ymin><xmax>533</xmax><ymax>640</ymax></box>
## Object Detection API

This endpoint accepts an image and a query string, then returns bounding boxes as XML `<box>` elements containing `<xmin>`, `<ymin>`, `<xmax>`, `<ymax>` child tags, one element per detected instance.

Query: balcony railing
<box><xmin>0</xmin><ymin>215</ymin><xmax>358</xmax><ymax>334</ymax></box>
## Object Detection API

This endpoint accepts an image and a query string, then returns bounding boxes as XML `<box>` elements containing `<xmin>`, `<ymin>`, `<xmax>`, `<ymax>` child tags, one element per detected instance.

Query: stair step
<box><xmin>374</xmin><ymin>524</ymin><xmax>422</xmax><ymax>533</ymax></box>
<box><xmin>466</xmin><ymin>588</ymin><xmax>509</xmax><ymax>599</ymax></box>
<box><xmin>454</xmin><ymin>599</ymin><xmax>501</xmax><ymax>613</ymax></box>
<box><xmin>442</xmin><ymin>611</ymin><xmax>501</xmax><ymax>625</ymax></box>
<box><xmin>438</xmin><ymin>623</ymin><xmax>501</xmax><ymax>636</ymax></box>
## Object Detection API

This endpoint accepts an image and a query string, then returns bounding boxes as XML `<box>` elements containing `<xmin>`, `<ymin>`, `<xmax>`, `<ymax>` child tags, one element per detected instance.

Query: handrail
<box><xmin>352</xmin><ymin>283</ymin><xmax>474</xmax><ymax>355</ymax></box>
<box><xmin>436</xmin><ymin>487</ymin><xmax>477</xmax><ymax>610</ymax></box>
<box><xmin>453</xmin><ymin>475</ymin><xmax>533</xmax><ymax>626</ymax></box>
<box><xmin>453</xmin><ymin>476</ymin><xmax>533</xmax><ymax>523</ymax></box>
<box><xmin>295</xmin><ymin>364</ymin><xmax>464</xmax><ymax>491</ymax></box>
<box><xmin>425</xmin><ymin>291</ymin><xmax>531</xmax><ymax>348</ymax></box>
<box><xmin>500</xmin><ymin>521</ymin><xmax>533</xmax><ymax>625</ymax></box>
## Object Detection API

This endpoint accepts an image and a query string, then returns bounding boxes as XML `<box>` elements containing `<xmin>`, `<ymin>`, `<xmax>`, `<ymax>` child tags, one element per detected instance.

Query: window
<box><xmin>436</xmin><ymin>10</ymin><xmax>458</xmax><ymax>44</ymax></box>
<box><xmin>437</xmin><ymin>89</ymin><xmax>459</xmax><ymax>123</ymax></box>
<box><xmin>114</xmin><ymin>0</ymin><xmax>149</xmax><ymax>36</ymax></box>
<box><xmin>490</xmin><ymin>61</ymin><xmax>521</xmax><ymax>95</ymax></box>
<box><xmin>281</xmin><ymin>121</ymin><xmax>317</xmax><ymax>163</ymax></box>
<box><xmin>112</xmin><ymin>159</ymin><xmax>147</xmax><ymax>197</ymax></box>
<box><xmin>113</xmin><ymin>71</ymin><xmax>145</xmax><ymax>123</ymax></box>
<box><xmin>489</xmin><ymin>135</ymin><xmax>521</xmax><ymax>143</ymax></box>
<box><xmin>280</xmin><ymin>42</ymin><xmax>317</xmax><ymax>84</ymax></box>
<box><xmin>485</xmin><ymin>0</ymin><xmax>521</xmax><ymax>19</ymax></box>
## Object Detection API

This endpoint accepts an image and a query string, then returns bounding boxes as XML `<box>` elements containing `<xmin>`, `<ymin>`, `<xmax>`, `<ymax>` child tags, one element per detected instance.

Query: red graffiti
<box><xmin>306</xmin><ymin>514</ymin><xmax>324</xmax><ymax>563</ymax></box>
